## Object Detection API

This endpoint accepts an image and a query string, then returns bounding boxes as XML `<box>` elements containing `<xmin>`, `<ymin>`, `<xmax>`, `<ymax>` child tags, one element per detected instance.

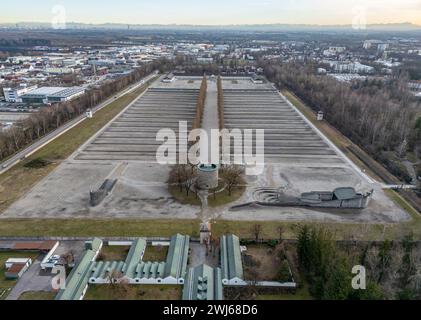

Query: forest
<box><xmin>297</xmin><ymin>225</ymin><xmax>421</xmax><ymax>300</ymax></box>
<box><xmin>263</xmin><ymin>61</ymin><xmax>421</xmax><ymax>185</ymax></box>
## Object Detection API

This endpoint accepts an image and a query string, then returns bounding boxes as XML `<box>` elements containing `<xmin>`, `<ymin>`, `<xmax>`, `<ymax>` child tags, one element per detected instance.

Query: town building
<box><xmin>3</xmin><ymin>85</ymin><xmax>38</xmax><ymax>103</ymax></box>
<box><xmin>5</xmin><ymin>258</ymin><xmax>32</xmax><ymax>279</ymax></box>
<box><xmin>21</xmin><ymin>86</ymin><xmax>85</xmax><ymax>104</ymax></box>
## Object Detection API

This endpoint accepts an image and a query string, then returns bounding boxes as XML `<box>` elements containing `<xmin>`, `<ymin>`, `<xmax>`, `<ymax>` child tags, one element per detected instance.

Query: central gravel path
<box><xmin>201</xmin><ymin>78</ymin><xmax>220</xmax><ymax>164</ymax></box>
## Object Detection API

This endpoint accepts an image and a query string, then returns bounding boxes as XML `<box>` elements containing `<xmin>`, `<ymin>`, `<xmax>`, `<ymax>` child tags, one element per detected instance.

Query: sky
<box><xmin>1</xmin><ymin>0</ymin><xmax>421</xmax><ymax>26</ymax></box>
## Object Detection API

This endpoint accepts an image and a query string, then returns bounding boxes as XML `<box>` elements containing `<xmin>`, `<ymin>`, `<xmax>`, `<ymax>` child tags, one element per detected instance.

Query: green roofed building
<box><xmin>123</xmin><ymin>238</ymin><xmax>147</xmax><ymax>279</ymax></box>
<box><xmin>164</xmin><ymin>234</ymin><xmax>190</xmax><ymax>284</ymax></box>
<box><xmin>56</xmin><ymin>238</ymin><xmax>103</xmax><ymax>300</ymax></box>
<box><xmin>87</xmin><ymin>234</ymin><xmax>190</xmax><ymax>286</ymax></box>
<box><xmin>220</xmin><ymin>234</ymin><xmax>245</xmax><ymax>285</ymax></box>
<box><xmin>183</xmin><ymin>264</ymin><xmax>223</xmax><ymax>301</ymax></box>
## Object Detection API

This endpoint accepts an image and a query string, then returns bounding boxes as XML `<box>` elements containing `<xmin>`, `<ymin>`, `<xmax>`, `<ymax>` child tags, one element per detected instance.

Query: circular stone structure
<box><xmin>197</xmin><ymin>164</ymin><xmax>219</xmax><ymax>190</ymax></box>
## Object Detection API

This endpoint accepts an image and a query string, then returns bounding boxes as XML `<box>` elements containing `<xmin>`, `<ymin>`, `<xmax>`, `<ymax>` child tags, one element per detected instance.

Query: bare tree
<box><xmin>221</xmin><ymin>165</ymin><xmax>243</xmax><ymax>197</ymax></box>
<box><xmin>252</xmin><ymin>224</ymin><xmax>262</xmax><ymax>242</ymax></box>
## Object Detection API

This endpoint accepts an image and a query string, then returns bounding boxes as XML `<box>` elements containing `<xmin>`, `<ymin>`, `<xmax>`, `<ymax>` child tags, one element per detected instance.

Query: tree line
<box><xmin>192</xmin><ymin>75</ymin><xmax>207</xmax><ymax>130</ymax></box>
<box><xmin>263</xmin><ymin>61</ymin><xmax>420</xmax><ymax>183</ymax></box>
<box><xmin>0</xmin><ymin>58</ymin><xmax>171</xmax><ymax>162</ymax></box>
<box><xmin>217</xmin><ymin>75</ymin><xmax>225</xmax><ymax>129</ymax></box>
<box><xmin>297</xmin><ymin>225</ymin><xmax>421</xmax><ymax>300</ymax></box>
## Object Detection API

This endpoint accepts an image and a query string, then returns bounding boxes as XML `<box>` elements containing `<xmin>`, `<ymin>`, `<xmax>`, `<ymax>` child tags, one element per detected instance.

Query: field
<box><xmin>0</xmin><ymin>218</ymin><xmax>418</xmax><ymax>241</ymax></box>
<box><xmin>18</xmin><ymin>291</ymin><xmax>56</xmax><ymax>300</ymax></box>
<box><xmin>0</xmin><ymin>251</ymin><xmax>39</xmax><ymax>300</ymax></box>
<box><xmin>85</xmin><ymin>285</ymin><xmax>182</xmax><ymax>300</ymax></box>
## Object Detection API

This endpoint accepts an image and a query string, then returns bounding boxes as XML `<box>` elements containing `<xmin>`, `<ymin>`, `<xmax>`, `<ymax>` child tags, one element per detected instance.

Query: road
<box><xmin>0</xmin><ymin>71</ymin><xmax>158</xmax><ymax>175</ymax></box>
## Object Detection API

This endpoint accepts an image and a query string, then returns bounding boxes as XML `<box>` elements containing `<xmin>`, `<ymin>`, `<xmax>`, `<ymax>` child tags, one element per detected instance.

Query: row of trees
<box><xmin>0</xmin><ymin>59</ymin><xmax>170</xmax><ymax>162</ymax></box>
<box><xmin>192</xmin><ymin>75</ymin><xmax>207</xmax><ymax>130</ymax></box>
<box><xmin>217</xmin><ymin>75</ymin><xmax>225</xmax><ymax>129</ymax></box>
<box><xmin>297</xmin><ymin>225</ymin><xmax>384</xmax><ymax>300</ymax></box>
<box><xmin>297</xmin><ymin>225</ymin><xmax>421</xmax><ymax>300</ymax></box>
<box><xmin>263</xmin><ymin>62</ymin><xmax>420</xmax><ymax>182</ymax></box>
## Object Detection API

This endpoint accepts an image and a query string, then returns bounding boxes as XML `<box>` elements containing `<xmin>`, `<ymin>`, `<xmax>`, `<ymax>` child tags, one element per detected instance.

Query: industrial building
<box><xmin>2</xmin><ymin>85</ymin><xmax>38</xmax><ymax>102</ymax></box>
<box><xmin>21</xmin><ymin>86</ymin><xmax>85</xmax><ymax>104</ymax></box>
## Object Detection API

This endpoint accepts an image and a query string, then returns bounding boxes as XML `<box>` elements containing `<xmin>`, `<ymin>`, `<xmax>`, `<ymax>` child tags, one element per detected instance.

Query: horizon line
<box><xmin>1</xmin><ymin>21</ymin><xmax>420</xmax><ymax>28</ymax></box>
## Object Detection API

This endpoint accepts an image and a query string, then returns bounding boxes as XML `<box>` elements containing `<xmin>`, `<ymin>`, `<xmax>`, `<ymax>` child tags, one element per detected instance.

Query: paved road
<box><xmin>6</xmin><ymin>256</ymin><xmax>52</xmax><ymax>300</ymax></box>
<box><xmin>0</xmin><ymin>71</ymin><xmax>158</xmax><ymax>175</ymax></box>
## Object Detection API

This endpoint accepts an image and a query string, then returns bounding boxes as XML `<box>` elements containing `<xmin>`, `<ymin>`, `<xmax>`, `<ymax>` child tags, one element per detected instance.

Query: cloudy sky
<box><xmin>1</xmin><ymin>0</ymin><xmax>421</xmax><ymax>25</ymax></box>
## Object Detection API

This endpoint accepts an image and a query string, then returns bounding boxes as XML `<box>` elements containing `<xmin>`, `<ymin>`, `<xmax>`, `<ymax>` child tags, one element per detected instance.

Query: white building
<box><xmin>3</xmin><ymin>85</ymin><xmax>38</xmax><ymax>102</ymax></box>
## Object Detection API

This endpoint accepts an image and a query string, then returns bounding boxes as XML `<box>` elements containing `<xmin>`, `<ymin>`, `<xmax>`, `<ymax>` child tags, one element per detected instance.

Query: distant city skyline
<box><xmin>1</xmin><ymin>0</ymin><xmax>421</xmax><ymax>26</ymax></box>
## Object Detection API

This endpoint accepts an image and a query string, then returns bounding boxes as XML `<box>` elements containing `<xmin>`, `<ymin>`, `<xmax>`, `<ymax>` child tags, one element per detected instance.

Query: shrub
<box><xmin>24</xmin><ymin>157</ymin><xmax>50</xmax><ymax>169</ymax></box>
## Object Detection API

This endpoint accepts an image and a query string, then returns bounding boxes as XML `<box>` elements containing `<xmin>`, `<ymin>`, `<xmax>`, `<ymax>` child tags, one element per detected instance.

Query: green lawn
<box><xmin>0</xmin><ymin>251</ymin><xmax>39</xmax><ymax>300</ymax></box>
<box><xmin>18</xmin><ymin>291</ymin><xmax>56</xmax><ymax>300</ymax></box>
<box><xmin>85</xmin><ymin>285</ymin><xmax>182</xmax><ymax>300</ymax></box>
<box><xmin>99</xmin><ymin>246</ymin><xmax>130</xmax><ymax>261</ymax></box>
<box><xmin>143</xmin><ymin>246</ymin><xmax>169</xmax><ymax>262</ymax></box>
<box><xmin>0</xmin><ymin>218</ymin><xmax>419</xmax><ymax>241</ymax></box>
<box><xmin>0</xmin><ymin>77</ymin><xmax>157</xmax><ymax>213</ymax></box>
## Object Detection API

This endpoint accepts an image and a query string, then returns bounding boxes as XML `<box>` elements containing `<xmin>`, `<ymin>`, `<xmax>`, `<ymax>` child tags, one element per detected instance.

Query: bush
<box><xmin>278</xmin><ymin>260</ymin><xmax>292</xmax><ymax>283</ymax></box>
<box><xmin>267</xmin><ymin>239</ymin><xmax>279</xmax><ymax>248</ymax></box>
<box><xmin>24</xmin><ymin>158</ymin><xmax>50</xmax><ymax>169</ymax></box>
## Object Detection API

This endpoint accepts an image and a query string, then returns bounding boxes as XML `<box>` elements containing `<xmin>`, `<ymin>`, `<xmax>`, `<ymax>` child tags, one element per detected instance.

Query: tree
<box><xmin>107</xmin><ymin>270</ymin><xmax>124</xmax><ymax>287</ymax></box>
<box><xmin>279</xmin><ymin>260</ymin><xmax>292</xmax><ymax>283</ymax></box>
<box><xmin>377</xmin><ymin>240</ymin><xmax>393</xmax><ymax>283</ymax></box>
<box><xmin>221</xmin><ymin>165</ymin><xmax>243</xmax><ymax>196</ymax></box>
<box><xmin>252</xmin><ymin>224</ymin><xmax>262</xmax><ymax>242</ymax></box>
<box><xmin>277</xmin><ymin>226</ymin><xmax>285</xmax><ymax>242</ymax></box>
<box><xmin>399</xmin><ymin>233</ymin><xmax>416</xmax><ymax>288</ymax></box>
<box><xmin>169</xmin><ymin>165</ymin><xmax>187</xmax><ymax>193</ymax></box>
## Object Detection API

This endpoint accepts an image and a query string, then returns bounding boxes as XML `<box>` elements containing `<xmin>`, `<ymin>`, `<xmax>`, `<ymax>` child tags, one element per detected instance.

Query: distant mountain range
<box><xmin>1</xmin><ymin>22</ymin><xmax>420</xmax><ymax>32</ymax></box>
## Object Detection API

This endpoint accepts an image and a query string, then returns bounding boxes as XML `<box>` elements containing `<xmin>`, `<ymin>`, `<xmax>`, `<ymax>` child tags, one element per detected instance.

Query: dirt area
<box><xmin>243</xmin><ymin>244</ymin><xmax>285</xmax><ymax>281</ymax></box>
